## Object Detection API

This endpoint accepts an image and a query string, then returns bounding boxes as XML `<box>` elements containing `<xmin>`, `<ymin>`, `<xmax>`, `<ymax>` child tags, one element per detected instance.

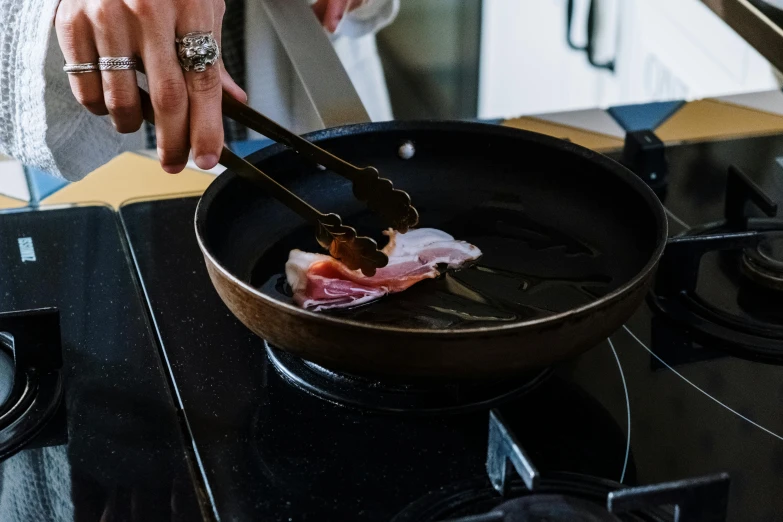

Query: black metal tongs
<box><xmin>138</xmin><ymin>89</ymin><xmax>419</xmax><ymax>276</ymax></box>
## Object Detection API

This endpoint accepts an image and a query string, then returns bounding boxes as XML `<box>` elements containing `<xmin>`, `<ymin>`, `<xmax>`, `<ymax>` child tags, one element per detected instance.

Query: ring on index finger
<box><xmin>176</xmin><ymin>31</ymin><xmax>220</xmax><ymax>73</ymax></box>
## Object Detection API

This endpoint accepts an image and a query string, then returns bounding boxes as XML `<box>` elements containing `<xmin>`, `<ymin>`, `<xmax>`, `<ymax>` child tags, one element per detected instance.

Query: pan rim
<box><xmin>195</xmin><ymin>120</ymin><xmax>668</xmax><ymax>336</ymax></box>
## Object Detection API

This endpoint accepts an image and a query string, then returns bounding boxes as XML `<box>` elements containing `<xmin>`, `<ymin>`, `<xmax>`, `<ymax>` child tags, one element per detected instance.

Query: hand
<box><xmin>312</xmin><ymin>0</ymin><xmax>366</xmax><ymax>33</ymax></box>
<box><xmin>54</xmin><ymin>0</ymin><xmax>247</xmax><ymax>173</ymax></box>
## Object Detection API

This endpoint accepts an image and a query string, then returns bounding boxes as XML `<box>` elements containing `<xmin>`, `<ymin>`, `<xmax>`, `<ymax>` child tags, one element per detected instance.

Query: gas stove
<box><xmin>1</xmin><ymin>131</ymin><xmax>783</xmax><ymax>521</ymax></box>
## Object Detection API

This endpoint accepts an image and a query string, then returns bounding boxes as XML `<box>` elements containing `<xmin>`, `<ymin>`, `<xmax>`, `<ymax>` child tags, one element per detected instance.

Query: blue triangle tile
<box><xmin>229</xmin><ymin>139</ymin><xmax>274</xmax><ymax>158</ymax></box>
<box><xmin>608</xmin><ymin>101</ymin><xmax>685</xmax><ymax>132</ymax></box>
<box><xmin>26</xmin><ymin>168</ymin><xmax>69</xmax><ymax>202</ymax></box>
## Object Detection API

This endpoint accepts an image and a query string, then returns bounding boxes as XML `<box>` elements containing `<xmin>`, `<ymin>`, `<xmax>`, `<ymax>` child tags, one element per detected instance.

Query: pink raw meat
<box><xmin>285</xmin><ymin>228</ymin><xmax>482</xmax><ymax>311</ymax></box>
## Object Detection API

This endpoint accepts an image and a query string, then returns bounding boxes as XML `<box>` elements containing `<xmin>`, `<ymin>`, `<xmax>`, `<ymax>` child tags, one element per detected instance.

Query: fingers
<box><xmin>140</xmin><ymin>22</ymin><xmax>190</xmax><ymax>174</ymax></box>
<box><xmin>91</xmin><ymin>3</ymin><xmax>142</xmax><ymax>133</ymax></box>
<box><xmin>312</xmin><ymin>0</ymin><xmax>329</xmax><ymax>24</ymax></box>
<box><xmin>55</xmin><ymin>3</ymin><xmax>107</xmax><ymax>116</ymax></box>
<box><xmin>312</xmin><ymin>0</ymin><xmax>349</xmax><ymax>32</ymax></box>
<box><xmin>55</xmin><ymin>0</ymin><xmax>228</xmax><ymax>173</ymax></box>
<box><xmin>312</xmin><ymin>0</ymin><xmax>365</xmax><ymax>32</ymax></box>
<box><xmin>177</xmin><ymin>9</ymin><xmax>223</xmax><ymax>170</ymax></box>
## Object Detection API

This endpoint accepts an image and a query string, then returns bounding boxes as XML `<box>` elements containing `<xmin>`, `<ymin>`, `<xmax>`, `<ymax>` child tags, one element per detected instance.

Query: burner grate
<box><xmin>0</xmin><ymin>335</ymin><xmax>14</xmax><ymax>409</ymax></box>
<box><xmin>0</xmin><ymin>308</ymin><xmax>65</xmax><ymax>462</ymax></box>
<box><xmin>394</xmin><ymin>411</ymin><xmax>730</xmax><ymax>522</ymax></box>
<box><xmin>392</xmin><ymin>475</ymin><xmax>662</xmax><ymax>522</ymax></box>
<box><xmin>649</xmin><ymin>166</ymin><xmax>783</xmax><ymax>362</ymax></box>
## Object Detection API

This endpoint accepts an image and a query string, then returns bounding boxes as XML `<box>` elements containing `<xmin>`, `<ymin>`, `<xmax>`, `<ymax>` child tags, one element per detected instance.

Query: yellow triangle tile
<box><xmin>655</xmin><ymin>99</ymin><xmax>783</xmax><ymax>143</ymax></box>
<box><xmin>43</xmin><ymin>152</ymin><xmax>215</xmax><ymax>209</ymax></box>
<box><xmin>0</xmin><ymin>194</ymin><xmax>26</xmax><ymax>210</ymax></box>
<box><xmin>502</xmin><ymin>117</ymin><xmax>623</xmax><ymax>152</ymax></box>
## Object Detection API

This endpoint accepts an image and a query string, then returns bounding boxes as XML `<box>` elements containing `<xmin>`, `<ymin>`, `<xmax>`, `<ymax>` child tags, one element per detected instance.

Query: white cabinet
<box><xmin>478</xmin><ymin>0</ymin><xmax>779</xmax><ymax>120</ymax></box>
<box><xmin>478</xmin><ymin>0</ymin><xmax>611</xmax><ymax>118</ymax></box>
<box><xmin>613</xmin><ymin>0</ymin><xmax>778</xmax><ymax>103</ymax></box>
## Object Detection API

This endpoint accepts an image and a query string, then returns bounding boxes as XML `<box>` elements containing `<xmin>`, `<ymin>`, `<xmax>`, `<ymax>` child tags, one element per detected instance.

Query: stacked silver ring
<box><xmin>98</xmin><ymin>57</ymin><xmax>138</xmax><ymax>71</ymax></box>
<box><xmin>63</xmin><ymin>63</ymin><xmax>99</xmax><ymax>74</ymax></box>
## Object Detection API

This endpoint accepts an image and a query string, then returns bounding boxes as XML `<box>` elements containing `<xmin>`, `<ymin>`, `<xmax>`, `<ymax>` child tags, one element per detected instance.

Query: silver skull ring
<box><xmin>176</xmin><ymin>31</ymin><xmax>220</xmax><ymax>73</ymax></box>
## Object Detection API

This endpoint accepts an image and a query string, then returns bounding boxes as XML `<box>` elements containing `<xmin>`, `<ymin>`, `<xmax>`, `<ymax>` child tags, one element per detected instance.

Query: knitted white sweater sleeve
<box><xmin>0</xmin><ymin>0</ymin><xmax>143</xmax><ymax>181</ymax></box>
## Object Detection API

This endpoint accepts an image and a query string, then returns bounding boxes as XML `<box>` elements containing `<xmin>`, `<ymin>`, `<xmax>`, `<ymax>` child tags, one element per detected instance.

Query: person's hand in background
<box><xmin>312</xmin><ymin>0</ymin><xmax>366</xmax><ymax>33</ymax></box>
<box><xmin>55</xmin><ymin>0</ymin><xmax>247</xmax><ymax>173</ymax></box>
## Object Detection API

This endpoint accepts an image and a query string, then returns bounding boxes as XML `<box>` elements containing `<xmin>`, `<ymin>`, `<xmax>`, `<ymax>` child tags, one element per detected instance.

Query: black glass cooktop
<box><xmin>115</xmin><ymin>133</ymin><xmax>783</xmax><ymax>521</ymax></box>
<box><xmin>2</xmin><ymin>131</ymin><xmax>782</xmax><ymax>522</ymax></box>
<box><xmin>0</xmin><ymin>205</ymin><xmax>203</xmax><ymax>521</ymax></box>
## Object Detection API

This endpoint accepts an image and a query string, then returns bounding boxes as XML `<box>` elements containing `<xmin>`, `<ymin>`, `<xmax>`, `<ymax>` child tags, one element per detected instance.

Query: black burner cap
<box><xmin>490</xmin><ymin>494</ymin><xmax>622</xmax><ymax>522</ymax></box>
<box><xmin>742</xmin><ymin>232</ymin><xmax>783</xmax><ymax>291</ymax></box>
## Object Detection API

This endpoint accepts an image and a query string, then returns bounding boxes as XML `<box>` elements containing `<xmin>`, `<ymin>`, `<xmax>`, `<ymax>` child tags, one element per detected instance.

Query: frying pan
<box><xmin>195</xmin><ymin>121</ymin><xmax>667</xmax><ymax>379</ymax></box>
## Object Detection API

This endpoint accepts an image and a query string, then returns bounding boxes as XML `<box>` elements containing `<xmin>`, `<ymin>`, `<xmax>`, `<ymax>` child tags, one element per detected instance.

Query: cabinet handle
<box><xmin>566</xmin><ymin>0</ymin><xmax>616</xmax><ymax>73</ymax></box>
<box><xmin>566</xmin><ymin>0</ymin><xmax>588</xmax><ymax>51</ymax></box>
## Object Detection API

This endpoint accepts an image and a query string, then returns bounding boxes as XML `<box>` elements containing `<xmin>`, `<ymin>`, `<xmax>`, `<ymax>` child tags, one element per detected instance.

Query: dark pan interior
<box><xmin>200</xmin><ymin>122</ymin><xmax>663</xmax><ymax>330</ymax></box>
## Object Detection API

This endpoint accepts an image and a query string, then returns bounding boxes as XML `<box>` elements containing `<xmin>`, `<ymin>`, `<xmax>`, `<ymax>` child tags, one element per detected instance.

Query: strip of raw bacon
<box><xmin>285</xmin><ymin>228</ymin><xmax>482</xmax><ymax>311</ymax></box>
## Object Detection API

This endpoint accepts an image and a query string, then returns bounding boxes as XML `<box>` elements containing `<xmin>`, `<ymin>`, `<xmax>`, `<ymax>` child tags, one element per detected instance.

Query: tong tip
<box><xmin>317</xmin><ymin>216</ymin><xmax>389</xmax><ymax>276</ymax></box>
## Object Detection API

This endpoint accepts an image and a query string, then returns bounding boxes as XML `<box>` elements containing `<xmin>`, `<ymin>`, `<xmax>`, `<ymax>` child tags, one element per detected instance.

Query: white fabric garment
<box><xmin>246</xmin><ymin>0</ymin><xmax>396</xmax><ymax>135</ymax></box>
<box><xmin>0</xmin><ymin>0</ymin><xmax>398</xmax><ymax>181</ymax></box>
<box><xmin>0</xmin><ymin>447</ymin><xmax>73</xmax><ymax>522</ymax></box>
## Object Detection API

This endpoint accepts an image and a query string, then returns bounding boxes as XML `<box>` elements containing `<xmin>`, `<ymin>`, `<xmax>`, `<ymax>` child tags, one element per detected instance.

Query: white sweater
<box><xmin>0</xmin><ymin>0</ymin><xmax>397</xmax><ymax>182</ymax></box>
